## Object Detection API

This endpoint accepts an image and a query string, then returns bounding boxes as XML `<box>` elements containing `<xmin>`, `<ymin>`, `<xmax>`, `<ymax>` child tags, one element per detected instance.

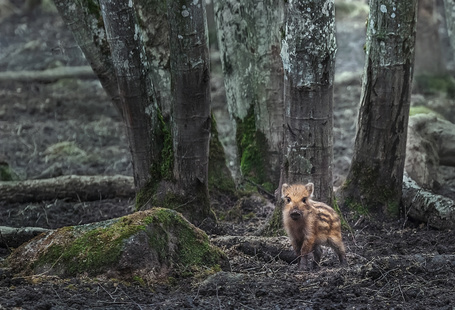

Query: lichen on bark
<box><xmin>280</xmin><ymin>0</ymin><xmax>336</xmax><ymax>204</ymax></box>
<box><xmin>214</xmin><ymin>0</ymin><xmax>284</xmax><ymax>188</ymax></box>
<box><xmin>337</xmin><ymin>0</ymin><xmax>418</xmax><ymax>216</ymax></box>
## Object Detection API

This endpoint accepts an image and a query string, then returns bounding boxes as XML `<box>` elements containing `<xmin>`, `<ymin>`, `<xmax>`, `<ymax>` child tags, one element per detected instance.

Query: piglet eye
<box><xmin>286</xmin><ymin>197</ymin><xmax>291</xmax><ymax>203</ymax></box>
<box><xmin>302</xmin><ymin>197</ymin><xmax>307</xmax><ymax>203</ymax></box>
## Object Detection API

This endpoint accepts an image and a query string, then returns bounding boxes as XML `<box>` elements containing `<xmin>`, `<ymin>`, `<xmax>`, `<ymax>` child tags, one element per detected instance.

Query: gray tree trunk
<box><xmin>443</xmin><ymin>0</ymin><xmax>455</xmax><ymax>53</ymax></box>
<box><xmin>214</xmin><ymin>0</ymin><xmax>284</xmax><ymax>190</ymax></box>
<box><xmin>165</xmin><ymin>0</ymin><xmax>213</xmax><ymax>224</ymax></box>
<box><xmin>280</xmin><ymin>0</ymin><xmax>336</xmax><ymax>204</ymax></box>
<box><xmin>53</xmin><ymin>0</ymin><xmax>230</xmax><ymax>226</ymax></box>
<box><xmin>414</xmin><ymin>0</ymin><xmax>444</xmax><ymax>75</ymax></box>
<box><xmin>338</xmin><ymin>0</ymin><xmax>418</xmax><ymax>216</ymax></box>
<box><xmin>99</xmin><ymin>0</ymin><xmax>158</xmax><ymax>192</ymax></box>
<box><xmin>134</xmin><ymin>0</ymin><xmax>172</xmax><ymax>119</ymax></box>
<box><xmin>262</xmin><ymin>0</ymin><xmax>336</xmax><ymax>236</ymax></box>
<box><xmin>53</xmin><ymin>0</ymin><xmax>122</xmax><ymax>117</ymax></box>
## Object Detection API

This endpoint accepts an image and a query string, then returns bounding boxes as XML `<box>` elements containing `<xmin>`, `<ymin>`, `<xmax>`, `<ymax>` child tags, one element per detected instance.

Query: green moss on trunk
<box><xmin>341</xmin><ymin>162</ymin><xmax>401</xmax><ymax>217</ymax></box>
<box><xmin>236</xmin><ymin>106</ymin><xmax>273</xmax><ymax>192</ymax></box>
<box><xmin>136</xmin><ymin>108</ymin><xmax>174</xmax><ymax>209</ymax></box>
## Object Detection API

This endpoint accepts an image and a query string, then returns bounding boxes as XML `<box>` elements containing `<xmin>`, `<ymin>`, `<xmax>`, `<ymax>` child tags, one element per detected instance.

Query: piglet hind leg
<box><xmin>328</xmin><ymin>237</ymin><xmax>347</xmax><ymax>266</ymax></box>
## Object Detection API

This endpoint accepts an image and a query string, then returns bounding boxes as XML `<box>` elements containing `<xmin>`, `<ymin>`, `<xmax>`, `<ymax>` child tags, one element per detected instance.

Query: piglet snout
<box><xmin>290</xmin><ymin>209</ymin><xmax>302</xmax><ymax>220</ymax></box>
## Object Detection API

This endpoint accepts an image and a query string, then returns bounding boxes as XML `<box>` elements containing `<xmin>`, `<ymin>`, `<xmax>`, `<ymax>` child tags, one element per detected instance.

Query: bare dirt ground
<box><xmin>1</xmin><ymin>3</ymin><xmax>455</xmax><ymax>310</ymax></box>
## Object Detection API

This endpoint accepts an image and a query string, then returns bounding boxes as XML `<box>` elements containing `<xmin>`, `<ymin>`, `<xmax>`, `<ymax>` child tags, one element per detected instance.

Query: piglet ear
<box><xmin>281</xmin><ymin>183</ymin><xmax>290</xmax><ymax>198</ymax></box>
<box><xmin>305</xmin><ymin>183</ymin><xmax>314</xmax><ymax>197</ymax></box>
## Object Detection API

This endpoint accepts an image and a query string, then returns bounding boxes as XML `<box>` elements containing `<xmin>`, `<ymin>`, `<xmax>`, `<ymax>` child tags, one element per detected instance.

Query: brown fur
<box><xmin>282</xmin><ymin>183</ymin><xmax>347</xmax><ymax>270</ymax></box>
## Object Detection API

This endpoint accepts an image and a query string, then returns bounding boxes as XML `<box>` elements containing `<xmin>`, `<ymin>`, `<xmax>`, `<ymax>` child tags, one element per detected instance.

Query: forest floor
<box><xmin>1</xmin><ymin>2</ymin><xmax>455</xmax><ymax>310</ymax></box>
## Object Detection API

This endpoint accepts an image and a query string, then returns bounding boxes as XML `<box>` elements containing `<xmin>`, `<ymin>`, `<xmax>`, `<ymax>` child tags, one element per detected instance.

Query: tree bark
<box><xmin>280</xmin><ymin>0</ymin><xmax>336</xmax><ymax>204</ymax></box>
<box><xmin>99</xmin><ymin>0</ymin><xmax>158</xmax><ymax>192</ymax></box>
<box><xmin>262</xmin><ymin>0</ymin><xmax>336</xmax><ymax>236</ymax></box>
<box><xmin>52</xmin><ymin>0</ymin><xmax>233</xmax><ymax>226</ymax></box>
<box><xmin>443</xmin><ymin>0</ymin><xmax>455</xmax><ymax>63</ymax></box>
<box><xmin>0</xmin><ymin>175</ymin><xmax>134</xmax><ymax>203</ymax></box>
<box><xmin>214</xmin><ymin>0</ymin><xmax>284</xmax><ymax>190</ymax></box>
<box><xmin>162</xmin><ymin>0</ymin><xmax>213</xmax><ymax>224</ymax></box>
<box><xmin>52</xmin><ymin>0</ymin><xmax>123</xmax><ymax>117</ymax></box>
<box><xmin>338</xmin><ymin>0</ymin><xmax>418</xmax><ymax>216</ymax></box>
<box><xmin>134</xmin><ymin>0</ymin><xmax>172</xmax><ymax>119</ymax></box>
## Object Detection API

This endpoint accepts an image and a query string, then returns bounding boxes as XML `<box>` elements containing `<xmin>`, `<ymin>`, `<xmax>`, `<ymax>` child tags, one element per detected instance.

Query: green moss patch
<box><xmin>33</xmin><ymin>217</ymin><xmax>144</xmax><ymax>276</ymax></box>
<box><xmin>236</xmin><ymin>106</ymin><xmax>271</xmax><ymax>189</ymax></box>
<box><xmin>343</xmin><ymin>162</ymin><xmax>401</xmax><ymax>217</ymax></box>
<box><xmin>146</xmin><ymin>208</ymin><xmax>224</xmax><ymax>268</ymax></box>
<box><xmin>136</xmin><ymin>108</ymin><xmax>174</xmax><ymax>209</ymax></box>
<box><xmin>414</xmin><ymin>74</ymin><xmax>455</xmax><ymax>97</ymax></box>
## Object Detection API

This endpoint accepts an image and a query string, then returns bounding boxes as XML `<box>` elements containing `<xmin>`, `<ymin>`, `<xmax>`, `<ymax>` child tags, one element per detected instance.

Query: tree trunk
<box><xmin>52</xmin><ymin>0</ymin><xmax>123</xmax><ymax>117</ymax></box>
<box><xmin>162</xmin><ymin>0</ymin><xmax>213</xmax><ymax>224</ymax></box>
<box><xmin>99</xmin><ymin>0</ymin><xmax>158</xmax><ymax>192</ymax></box>
<box><xmin>443</xmin><ymin>0</ymin><xmax>455</xmax><ymax>56</ymax></box>
<box><xmin>263</xmin><ymin>0</ymin><xmax>336</xmax><ymax>236</ymax></box>
<box><xmin>214</xmin><ymin>0</ymin><xmax>284</xmax><ymax>190</ymax></box>
<box><xmin>134</xmin><ymin>0</ymin><xmax>172</xmax><ymax>119</ymax></box>
<box><xmin>338</xmin><ymin>0</ymin><xmax>418</xmax><ymax>216</ymax></box>
<box><xmin>53</xmin><ymin>0</ymin><xmax>232</xmax><ymax>226</ymax></box>
<box><xmin>414</xmin><ymin>0</ymin><xmax>444</xmax><ymax>75</ymax></box>
<box><xmin>280</xmin><ymin>0</ymin><xmax>336</xmax><ymax>204</ymax></box>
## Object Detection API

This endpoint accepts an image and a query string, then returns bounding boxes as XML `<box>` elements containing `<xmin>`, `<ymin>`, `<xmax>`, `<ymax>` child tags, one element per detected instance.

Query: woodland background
<box><xmin>0</xmin><ymin>0</ymin><xmax>455</xmax><ymax>309</ymax></box>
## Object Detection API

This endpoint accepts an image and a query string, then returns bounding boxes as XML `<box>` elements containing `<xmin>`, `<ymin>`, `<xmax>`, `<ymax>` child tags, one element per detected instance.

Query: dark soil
<box><xmin>1</xmin><ymin>2</ymin><xmax>455</xmax><ymax>310</ymax></box>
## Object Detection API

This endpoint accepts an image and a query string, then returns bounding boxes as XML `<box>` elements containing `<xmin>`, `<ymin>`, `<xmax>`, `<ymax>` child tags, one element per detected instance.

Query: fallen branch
<box><xmin>402</xmin><ymin>174</ymin><xmax>455</xmax><ymax>229</ymax></box>
<box><xmin>211</xmin><ymin>235</ymin><xmax>296</xmax><ymax>264</ymax></box>
<box><xmin>0</xmin><ymin>66</ymin><xmax>96</xmax><ymax>82</ymax></box>
<box><xmin>0</xmin><ymin>175</ymin><xmax>135</xmax><ymax>203</ymax></box>
<box><xmin>0</xmin><ymin>226</ymin><xmax>51</xmax><ymax>248</ymax></box>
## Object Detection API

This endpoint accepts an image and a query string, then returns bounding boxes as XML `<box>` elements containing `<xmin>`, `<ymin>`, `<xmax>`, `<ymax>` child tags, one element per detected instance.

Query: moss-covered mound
<box><xmin>8</xmin><ymin>208</ymin><xmax>227</xmax><ymax>283</ymax></box>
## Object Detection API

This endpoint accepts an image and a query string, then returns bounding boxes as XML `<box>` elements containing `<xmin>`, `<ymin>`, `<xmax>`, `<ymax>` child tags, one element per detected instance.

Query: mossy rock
<box><xmin>409</xmin><ymin>105</ymin><xmax>444</xmax><ymax>119</ymax></box>
<box><xmin>8</xmin><ymin>208</ymin><xmax>227</xmax><ymax>283</ymax></box>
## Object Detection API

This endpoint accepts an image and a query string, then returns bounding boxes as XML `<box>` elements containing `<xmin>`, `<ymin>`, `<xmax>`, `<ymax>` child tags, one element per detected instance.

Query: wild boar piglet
<box><xmin>282</xmin><ymin>183</ymin><xmax>347</xmax><ymax>270</ymax></box>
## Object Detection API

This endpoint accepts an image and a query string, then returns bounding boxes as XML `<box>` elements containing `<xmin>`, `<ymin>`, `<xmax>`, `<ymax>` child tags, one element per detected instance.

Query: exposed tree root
<box><xmin>402</xmin><ymin>173</ymin><xmax>455</xmax><ymax>229</ymax></box>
